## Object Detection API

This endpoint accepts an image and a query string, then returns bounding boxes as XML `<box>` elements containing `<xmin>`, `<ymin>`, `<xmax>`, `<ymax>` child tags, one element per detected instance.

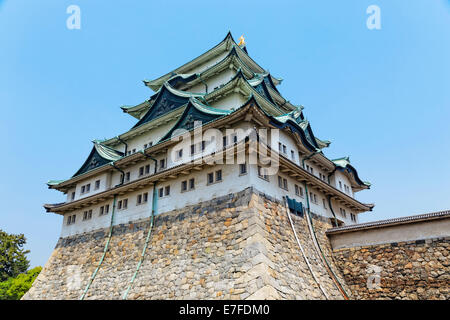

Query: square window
<box><xmin>207</xmin><ymin>172</ymin><xmax>214</xmax><ymax>184</ymax></box>
<box><xmin>215</xmin><ymin>170</ymin><xmax>222</xmax><ymax>181</ymax></box>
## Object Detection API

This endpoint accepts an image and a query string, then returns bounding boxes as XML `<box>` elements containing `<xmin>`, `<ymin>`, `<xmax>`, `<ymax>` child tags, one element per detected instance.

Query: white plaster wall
<box><xmin>189</xmin><ymin>69</ymin><xmax>235</xmax><ymax>94</ymax></box>
<box><xmin>209</xmin><ymin>92</ymin><xmax>247</xmax><ymax>111</ymax></box>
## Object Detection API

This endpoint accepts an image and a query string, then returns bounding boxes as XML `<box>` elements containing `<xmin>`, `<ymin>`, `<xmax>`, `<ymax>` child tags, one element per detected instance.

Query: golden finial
<box><xmin>238</xmin><ymin>35</ymin><xmax>245</xmax><ymax>46</ymax></box>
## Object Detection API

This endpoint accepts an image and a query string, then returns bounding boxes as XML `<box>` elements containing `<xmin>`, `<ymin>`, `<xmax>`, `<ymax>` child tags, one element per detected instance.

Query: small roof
<box><xmin>144</xmin><ymin>32</ymin><xmax>270</xmax><ymax>91</ymax></box>
<box><xmin>332</xmin><ymin>156</ymin><xmax>371</xmax><ymax>189</ymax></box>
<box><xmin>72</xmin><ymin>141</ymin><xmax>123</xmax><ymax>178</ymax></box>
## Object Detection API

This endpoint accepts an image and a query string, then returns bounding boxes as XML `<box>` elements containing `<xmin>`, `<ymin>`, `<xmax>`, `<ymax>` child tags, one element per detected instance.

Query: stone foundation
<box><xmin>332</xmin><ymin>237</ymin><xmax>450</xmax><ymax>300</ymax></box>
<box><xmin>23</xmin><ymin>187</ymin><xmax>348</xmax><ymax>300</ymax></box>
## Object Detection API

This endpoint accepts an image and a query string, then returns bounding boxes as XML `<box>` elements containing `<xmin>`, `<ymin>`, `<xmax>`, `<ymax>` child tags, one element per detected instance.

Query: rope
<box><xmin>284</xmin><ymin>199</ymin><xmax>329</xmax><ymax>300</ymax></box>
<box><xmin>305</xmin><ymin>208</ymin><xmax>350</xmax><ymax>300</ymax></box>
<box><xmin>121</xmin><ymin>185</ymin><xmax>157</xmax><ymax>300</ymax></box>
<box><xmin>80</xmin><ymin>195</ymin><xmax>117</xmax><ymax>300</ymax></box>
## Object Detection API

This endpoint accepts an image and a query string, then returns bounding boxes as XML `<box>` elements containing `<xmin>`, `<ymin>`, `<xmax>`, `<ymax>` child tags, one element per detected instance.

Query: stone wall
<box><xmin>332</xmin><ymin>237</ymin><xmax>450</xmax><ymax>299</ymax></box>
<box><xmin>23</xmin><ymin>187</ymin><xmax>348</xmax><ymax>300</ymax></box>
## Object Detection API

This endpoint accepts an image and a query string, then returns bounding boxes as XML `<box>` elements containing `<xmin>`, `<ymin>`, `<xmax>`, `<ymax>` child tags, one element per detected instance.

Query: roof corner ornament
<box><xmin>238</xmin><ymin>35</ymin><xmax>245</xmax><ymax>47</ymax></box>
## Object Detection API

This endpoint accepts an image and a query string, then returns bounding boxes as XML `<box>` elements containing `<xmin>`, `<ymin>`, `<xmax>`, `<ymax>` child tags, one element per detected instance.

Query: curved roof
<box><xmin>332</xmin><ymin>156</ymin><xmax>371</xmax><ymax>189</ymax></box>
<box><xmin>72</xmin><ymin>142</ymin><xmax>123</xmax><ymax>178</ymax></box>
<box><xmin>144</xmin><ymin>32</ymin><xmax>274</xmax><ymax>92</ymax></box>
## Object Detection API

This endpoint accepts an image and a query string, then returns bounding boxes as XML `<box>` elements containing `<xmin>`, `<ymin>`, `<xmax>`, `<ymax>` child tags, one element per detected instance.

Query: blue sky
<box><xmin>1</xmin><ymin>1</ymin><xmax>449</xmax><ymax>267</ymax></box>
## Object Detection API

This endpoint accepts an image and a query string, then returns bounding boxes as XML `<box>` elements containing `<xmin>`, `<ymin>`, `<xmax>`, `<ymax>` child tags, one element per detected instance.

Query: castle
<box><xmin>24</xmin><ymin>33</ymin><xmax>449</xmax><ymax>300</ymax></box>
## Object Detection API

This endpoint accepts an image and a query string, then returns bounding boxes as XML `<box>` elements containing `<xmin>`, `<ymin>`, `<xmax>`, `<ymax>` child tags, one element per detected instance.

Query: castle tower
<box><xmin>24</xmin><ymin>33</ymin><xmax>374</xmax><ymax>300</ymax></box>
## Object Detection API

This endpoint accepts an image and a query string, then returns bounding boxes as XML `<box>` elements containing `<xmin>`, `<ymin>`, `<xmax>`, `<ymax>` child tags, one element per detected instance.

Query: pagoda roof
<box><xmin>132</xmin><ymin>83</ymin><xmax>205</xmax><ymax>129</ymax></box>
<box><xmin>205</xmin><ymin>69</ymin><xmax>285</xmax><ymax>116</ymax></box>
<box><xmin>72</xmin><ymin>141</ymin><xmax>123</xmax><ymax>178</ymax></box>
<box><xmin>144</xmin><ymin>32</ymin><xmax>271</xmax><ymax>92</ymax></box>
<box><xmin>332</xmin><ymin>156</ymin><xmax>371</xmax><ymax>191</ymax></box>
<box><xmin>160</xmin><ymin>98</ymin><xmax>230</xmax><ymax>141</ymax></box>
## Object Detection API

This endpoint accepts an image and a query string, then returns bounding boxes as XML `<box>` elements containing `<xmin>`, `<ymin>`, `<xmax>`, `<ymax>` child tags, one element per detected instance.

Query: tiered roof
<box><xmin>48</xmin><ymin>32</ymin><xmax>370</xmax><ymax>198</ymax></box>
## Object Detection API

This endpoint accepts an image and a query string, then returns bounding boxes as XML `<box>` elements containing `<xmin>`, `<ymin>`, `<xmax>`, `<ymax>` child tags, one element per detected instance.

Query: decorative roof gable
<box><xmin>132</xmin><ymin>84</ymin><xmax>204</xmax><ymax>129</ymax></box>
<box><xmin>72</xmin><ymin>142</ymin><xmax>123</xmax><ymax>178</ymax></box>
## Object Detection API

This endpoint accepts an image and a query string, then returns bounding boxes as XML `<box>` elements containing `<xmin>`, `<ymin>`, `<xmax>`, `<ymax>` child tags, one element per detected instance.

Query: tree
<box><xmin>0</xmin><ymin>266</ymin><xmax>42</xmax><ymax>300</ymax></box>
<box><xmin>0</xmin><ymin>229</ymin><xmax>30</xmax><ymax>282</ymax></box>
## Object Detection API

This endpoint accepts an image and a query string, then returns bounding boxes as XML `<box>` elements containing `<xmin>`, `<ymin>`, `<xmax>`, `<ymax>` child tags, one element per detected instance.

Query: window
<box><xmin>125</xmin><ymin>172</ymin><xmax>131</xmax><ymax>182</ymax></box>
<box><xmin>159</xmin><ymin>188</ymin><xmax>164</xmax><ymax>198</ymax></box>
<box><xmin>340</xmin><ymin>208</ymin><xmax>347</xmax><ymax>218</ymax></box>
<box><xmin>223</xmin><ymin>136</ymin><xmax>228</xmax><ymax>147</ymax></box>
<box><xmin>118</xmin><ymin>200</ymin><xmax>122</xmax><ymax>210</ymax></box>
<box><xmin>216</xmin><ymin>170</ymin><xmax>222</xmax><ymax>181</ymax></box>
<box><xmin>239</xmin><ymin>163</ymin><xmax>247</xmax><ymax>175</ymax></box>
<box><xmin>295</xmin><ymin>184</ymin><xmax>303</xmax><ymax>197</ymax></box>
<box><xmin>145</xmin><ymin>164</ymin><xmax>150</xmax><ymax>175</ymax></box>
<box><xmin>232</xmin><ymin>133</ymin><xmax>237</xmax><ymax>143</ymax></box>
<box><xmin>322</xmin><ymin>199</ymin><xmax>327</xmax><ymax>209</ymax></box>
<box><xmin>144</xmin><ymin>144</ymin><xmax>147</xmax><ymax>149</ymax></box>
<box><xmin>278</xmin><ymin>176</ymin><xmax>288</xmax><ymax>190</ymax></box>
<box><xmin>339</xmin><ymin>181</ymin><xmax>342</xmax><ymax>190</ymax></box>
<box><xmin>258</xmin><ymin>166</ymin><xmax>269</xmax><ymax>181</ymax></box>
<box><xmin>71</xmin><ymin>192</ymin><xmax>75</xmax><ymax>201</ymax></box>
<box><xmin>190</xmin><ymin>144</ymin><xmax>196</xmax><ymax>155</ymax></box>
<box><xmin>123</xmin><ymin>199</ymin><xmax>128</xmax><ymax>209</ymax></box>
<box><xmin>350</xmin><ymin>213</ymin><xmax>356</xmax><ymax>222</ymax></box>
<box><xmin>83</xmin><ymin>210</ymin><xmax>92</xmax><ymax>221</ymax></box>
<box><xmin>291</xmin><ymin>150</ymin><xmax>295</xmax><ymax>161</ymax></box>
<box><xmin>100</xmin><ymin>205</ymin><xmax>110</xmax><ymax>216</ymax></box>
<box><xmin>182</xmin><ymin>179</ymin><xmax>195</xmax><ymax>192</ymax></box>
<box><xmin>139</xmin><ymin>167</ymin><xmax>144</xmax><ymax>176</ymax></box>
<box><xmin>176</xmin><ymin>149</ymin><xmax>183</xmax><ymax>160</ymax></box>
<box><xmin>95</xmin><ymin>180</ymin><xmax>100</xmax><ymax>190</ymax></box>
<box><xmin>136</xmin><ymin>192</ymin><xmax>148</xmax><ymax>205</ymax></box>
<box><xmin>159</xmin><ymin>159</ymin><xmax>166</xmax><ymax>170</ymax></box>
<box><xmin>67</xmin><ymin>214</ymin><xmax>76</xmax><ymax>225</ymax></box>
<box><xmin>148</xmin><ymin>142</ymin><xmax>153</xmax><ymax>148</ymax></box>
<box><xmin>201</xmin><ymin>141</ymin><xmax>206</xmax><ymax>151</ymax></box>
<box><xmin>310</xmin><ymin>192</ymin><xmax>317</xmax><ymax>204</ymax></box>
<box><xmin>283</xmin><ymin>145</ymin><xmax>287</xmax><ymax>154</ymax></box>
<box><xmin>164</xmin><ymin>186</ymin><xmax>170</xmax><ymax>196</ymax></box>
<box><xmin>132</xmin><ymin>149</ymin><xmax>136</xmax><ymax>154</ymax></box>
<box><xmin>207</xmin><ymin>170</ymin><xmax>222</xmax><ymax>185</ymax></box>
<box><xmin>81</xmin><ymin>185</ymin><xmax>85</xmax><ymax>194</ymax></box>
<box><xmin>207</xmin><ymin>172</ymin><xmax>214</xmax><ymax>184</ymax></box>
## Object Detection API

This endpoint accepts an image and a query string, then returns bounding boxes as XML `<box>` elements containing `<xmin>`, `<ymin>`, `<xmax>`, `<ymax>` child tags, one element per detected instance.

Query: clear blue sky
<box><xmin>1</xmin><ymin>1</ymin><xmax>449</xmax><ymax>267</ymax></box>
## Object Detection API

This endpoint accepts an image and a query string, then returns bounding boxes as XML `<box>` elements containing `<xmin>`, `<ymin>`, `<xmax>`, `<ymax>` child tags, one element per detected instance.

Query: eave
<box><xmin>145</xmin><ymin>32</ymin><xmax>271</xmax><ymax>92</ymax></box>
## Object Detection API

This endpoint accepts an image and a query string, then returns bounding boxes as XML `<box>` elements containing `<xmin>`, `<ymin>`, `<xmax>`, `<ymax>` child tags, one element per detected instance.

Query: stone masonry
<box><xmin>23</xmin><ymin>187</ymin><xmax>349</xmax><ymax>300</ymax></box>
